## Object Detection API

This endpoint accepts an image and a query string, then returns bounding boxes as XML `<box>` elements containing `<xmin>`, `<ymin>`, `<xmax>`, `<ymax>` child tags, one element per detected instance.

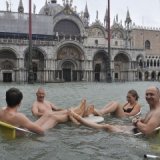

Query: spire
<box><xmin>125</xmin><ymin>9</ymin><xmax>132</xmax><ymax>25</ymax></box>
<box><xmin>104</xmin><ymin>6</ymin><xmax>108</xmax><ymax>28</ymax></box>
<box><xmin>18</xmin><ymin>0</ymin><xmax>24</xmax><ymax>13</ymax></box>
<box><xmin>84</xmin><ymin>3</ymin><xmax>89</xmax><ymax>19</ymax></box>
<box><xmin>83</xmin><ymin>2</ymin><xmax>89</xmax><ymax>28</ymax></box>
<box><xmin>44</xmin><ymin>0</ymin><xmax>49</xmax><ymax>15</ymax></box>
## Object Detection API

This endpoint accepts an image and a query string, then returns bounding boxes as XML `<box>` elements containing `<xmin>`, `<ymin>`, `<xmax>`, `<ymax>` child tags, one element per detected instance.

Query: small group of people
<box><xmin>0</xmin><ymin>85</ymin><xmax>159</xmax><ymax>136</ymax></box>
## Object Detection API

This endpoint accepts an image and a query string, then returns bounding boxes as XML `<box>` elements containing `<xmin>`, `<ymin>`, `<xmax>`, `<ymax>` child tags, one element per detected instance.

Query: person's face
<box><xmin>126</xmin><ymin>93</ymin><xmax>136</xmax><ymax>103</ymax></box>
<box><xmin>36</xmin><ymin>90</ymin><xmax>45</xmax><ymax>102</ymax></box>
<box><xmin>145</xmin><ymin>88</ymin><xmax>159</xmax><ymax>106</ymax></box>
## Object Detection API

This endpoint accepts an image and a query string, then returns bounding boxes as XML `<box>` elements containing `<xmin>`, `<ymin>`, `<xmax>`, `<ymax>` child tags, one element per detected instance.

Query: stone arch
<box><xmin>56</xmin><ymin>44</ymin><xmax>84</xmax><ymax>82</ymax></box>
<box><xmin>144</xmin><ymin>71</ymin><xmax>149</xmax><ymax>81</ymax></box>
<box><xmin>0</xmin><ymin>48</ymin><xmax>18</xmax><ymax>82</ymax></box>
<box><xmin>114</xmin><ymin>52</ymin><xmax>130</xmax><ymax>81</ymax></box>
<box><xmin>145</xmin><ymin>40</ymin><xmax>151</xmax><ymax>49</ymax></box>
<box><xmin>88</xmin><ymin>25</ymin><xmax>106</xmax><ymax>38</ymax></box>
<box><xmin>0</xmin><ymin>47</ymin><xmax>19</xmax><ymax>58</ymax></box>
<box><xmin>61</xmin><ymin>60</ymin><xmax>77</xmax><ymax>82</ymax></box>
<box><xmin>93</xmin><ymin>50</ymin><xmax>109</xmax><ymax>81</ymax></box>
<box><xmin>53</xmin><ymin>15</ymin><xmax>85</xmax><ymax>38</ymax></box>
<box><xmin>111</xmin><ymin>29</ymin><xmax>125</xmax><ymax>39</ymax></box>
<box><xmin>151</xmin><ymin>71</ymin><xmax>156</xmax><ymax>80</ymax></box>
<box><xmin>54</xmin><ymin>19</ymin><xmax>80</xmax><ymax>36</ymax></box>
<box><xmin>56</xmin><ymin>42</ymin><xmax>85</xmax><ymax>60</ymax></box>
<box><xmin>24</xmin><ymin>47</ymin><xmax>45</xmax><ymax>82</ymax></box>
<box><xmin>136</xmin><ymin>54</ymin><xmax>144</xmax><ymax>68</ymax></box>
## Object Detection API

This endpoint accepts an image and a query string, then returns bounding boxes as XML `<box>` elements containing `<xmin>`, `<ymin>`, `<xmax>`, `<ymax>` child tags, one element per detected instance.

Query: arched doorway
<box><xmin>25</xmin><ymin>48</ymin><xmax>45</xmax><ymax>82</ymax></box>
<box><xmin>0</xmin><ymin>49</ymin><xmax>17</xmax><ymax>82</ymax></box>
<box><xmin>114</xmin><ymin>53</ymin><xmax>130</xmax><ymax>81</ymax></box>
<box><xmin>151</xmin><ymin>71</ymin><xmax>156</xmax><ymax>80</ymax></box>
<box><xmin>145</xmin><ymin>71</ymin><xmax>149</xmax><ymax>81</ymax></box>
<box><xmin>2</xmin><ymin>60</ymin><xmax>14</xmax><ymax>82</ymax></box>
<box><xmin>93</xmin><ymin>51</ymin><xmax>109</xmax><ymax>82</ymax></box>
<box><xmin>57</xmin><ymin>45</ymin><xmax>84</xmax><ymax>82</ymax></box>
<box><xmin>62</xmin><ymin>61</ymin><xmax>75</xmax><ymax>82</ymax></box>
<box><xmin>95</xmin><ymin>64</ymin><xmax>101</xmax><ymax>81</ymax></box>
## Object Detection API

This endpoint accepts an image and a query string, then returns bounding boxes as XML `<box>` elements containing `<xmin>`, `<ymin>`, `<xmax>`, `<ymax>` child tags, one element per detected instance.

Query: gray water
<box><xmin>0</xmin><ymin>81</ymin><xmax>160</xmax><ymax>160</ymax></box>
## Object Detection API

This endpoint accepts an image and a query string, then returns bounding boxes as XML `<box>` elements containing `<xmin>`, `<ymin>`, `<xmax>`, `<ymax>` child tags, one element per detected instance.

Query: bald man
<box><xmin>69</xmin><ymin>86</ymin><xmax>160</xmax><ymax>135</ymax></box>
<box><xmin>31</xmin><ymin>87</ymin><xmax>64</xmax><ymax>117</ymax></box>
<box><xmin>31</xmin><ymin>87</ymin><xmax>86</xmax><ymax>122</ymax></box>
<box><xmin>133</xmin><ymin>86</ymin><xmax>160</xmax><ymax>134</ymax></box>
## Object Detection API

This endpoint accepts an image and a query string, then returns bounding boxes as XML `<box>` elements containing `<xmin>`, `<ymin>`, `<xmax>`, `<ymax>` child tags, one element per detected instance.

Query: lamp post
<box><xmin>107</xmin><ymin>0</ymin><xmax>112</xmax><ymax>82</ymax></box>
<box><xmin>28</xmin><ymin>0</ymin><xmax>34</xmax><ymax>83</ymax></box>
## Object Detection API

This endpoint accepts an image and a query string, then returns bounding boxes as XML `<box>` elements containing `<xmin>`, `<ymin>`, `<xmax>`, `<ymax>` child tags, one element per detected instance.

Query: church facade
<box><xmin>0</xmin><ymin>0</ymin><xmax>159</xmax><ymax>83</ymax></box>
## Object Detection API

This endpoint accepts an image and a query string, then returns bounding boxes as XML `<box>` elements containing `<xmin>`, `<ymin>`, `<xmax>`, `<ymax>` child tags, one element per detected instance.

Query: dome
<box><xmin>39</xmin><ymin>1</ymin><xmax>63</xmax><ymax>16</ymax></box>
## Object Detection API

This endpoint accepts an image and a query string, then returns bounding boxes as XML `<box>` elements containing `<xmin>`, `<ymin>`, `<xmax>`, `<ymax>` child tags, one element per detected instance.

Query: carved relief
<box><xmin>58</xmin><ymin>46</ymin><xmax>81</xmax><ymax>60</ymax></box>
<box><xmin>1</xmin><ymin>60</ymin><xmax>14</xmax><ymax>70</ymax></box>
<box><xmin>88</xmin><ymin>27</ymin><xmax>104</xmax><ymax>37</ymax></box>
<box><xmin>112</xmin><ymin>30</ymin><xmax>123</xmax><ymax>39</ymax></box>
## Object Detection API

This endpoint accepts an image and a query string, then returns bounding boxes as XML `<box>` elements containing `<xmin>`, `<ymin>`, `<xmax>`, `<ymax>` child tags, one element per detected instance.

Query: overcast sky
<box><xmin>1</xmin><ymin>0</ymin><xmax>160</xmax><ymax>27</ymax></box>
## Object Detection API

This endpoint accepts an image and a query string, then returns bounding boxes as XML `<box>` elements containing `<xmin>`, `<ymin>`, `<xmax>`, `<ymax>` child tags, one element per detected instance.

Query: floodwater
<box><xmin>0</xmin><ymin>81</ymin><xmax>160</xmax><ymax>160</ymax></box>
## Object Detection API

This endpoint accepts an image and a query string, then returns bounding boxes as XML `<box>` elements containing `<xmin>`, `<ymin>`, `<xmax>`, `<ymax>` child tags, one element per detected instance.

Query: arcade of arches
<box><xmin>0</xmin><ymin>47</ymin><xmax>159</xmax><ymax>82</ymax></box>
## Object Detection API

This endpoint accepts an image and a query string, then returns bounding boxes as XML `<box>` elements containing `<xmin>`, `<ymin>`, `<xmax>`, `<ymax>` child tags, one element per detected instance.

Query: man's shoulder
<box><xmin>32</xmin><ymin>101</ymin><xmax>40</xmax><ymax>107</ymax></box>
<box><xmin>16</xmin><ymin>112</ymin><xmax>28</xmax><ymax>119</ymax></box>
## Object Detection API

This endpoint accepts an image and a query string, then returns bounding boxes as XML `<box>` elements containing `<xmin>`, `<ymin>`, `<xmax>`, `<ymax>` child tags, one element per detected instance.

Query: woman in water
<box><xmin>85</xmin><ymin>89</ymin><xmax>141</xmax><ymax>118</ymax></box>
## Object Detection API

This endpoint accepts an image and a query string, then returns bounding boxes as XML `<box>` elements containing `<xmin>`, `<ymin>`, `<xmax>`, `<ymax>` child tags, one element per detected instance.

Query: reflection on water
<box><xmin>0</xmin><ymin>81</ymin><xmax>160</xmax><ymax>160</ymax></box>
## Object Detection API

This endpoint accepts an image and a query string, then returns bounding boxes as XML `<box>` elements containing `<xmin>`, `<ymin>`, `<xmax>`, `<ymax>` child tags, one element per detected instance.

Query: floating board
<box><xmin>134</xmin><ymin>126</ymin><xmax>160</xmax><ymax>136</ymax></box>
<box><xmin>129</xmin><ymin>110</ymin><xmax>141</xmax><ymax>120</ymax></box>
<box><xmin>0</xmin><ymin>121</ymin><xmax>35</xmax><ymax>139</ymax></box>
<box><xmin>84</xmin><ymin>114</ymin><xmax>104</xmax><ymax>123</ymax></box>
<box><xmin>144</xmin><ymin>154</ymin><xmax>160</xmax><ymax>159</ymax></box>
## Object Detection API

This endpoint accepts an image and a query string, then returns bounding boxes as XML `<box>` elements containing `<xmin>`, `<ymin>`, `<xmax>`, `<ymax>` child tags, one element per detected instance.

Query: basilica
<box><xmin>0</xmin><ymin>0</ymin><xmax>159</xmax><ymax>83</ymax></box>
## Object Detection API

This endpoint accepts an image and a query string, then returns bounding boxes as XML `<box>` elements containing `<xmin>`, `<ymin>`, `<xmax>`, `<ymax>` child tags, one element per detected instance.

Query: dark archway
<box><xmin>114</xmin><ymin>53</ymin><xmax>130</xmax><ymax>81</ymax></box>
<box><xmin>151</xmin><ymin>71</ymin><xmax>156</xmax><ymax>81</ymax></box>
<box><xmin>0</xmin><ymin>49</ymin><xmax>17</xmax><ymax>82</ymax></box>
<box><xmin>57</xmin><ymin>45</ymin><xmax>84</xmax><ymax>82</ymax></box>
<box><xmin>62</xmin><ymin>61</ymin><xmax>75</xmax><ymax>82</ymax></box>
<box><xmin>25</xmin><ymin>48</ymin><xmax>45</xmax><ymax>82</ymax></box>
<box><xmin>145</xmin><ymin>71</ymin><xmax>149</xmax><ymax>81</ymax></box>
<box><xmin>93</xmin><ymin>51</ymin><xmax>109</xmax><ymax>82</ymax></box>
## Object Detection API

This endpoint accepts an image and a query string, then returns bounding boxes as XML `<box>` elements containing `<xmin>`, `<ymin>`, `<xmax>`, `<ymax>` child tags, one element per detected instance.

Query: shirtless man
<box><xmin>69</xmin><ymin>86</ymin><xmax>160</xmax><ymax>135</ymax></box>
<box><xmin>0</xmin><ymin>88</ymin><xmax>80</xmax><ymax>135</ymax></box>
<box><xmin>32</xmin><ymin>87</ymin><xmax>86</xmax><ymax>121</ymax></box>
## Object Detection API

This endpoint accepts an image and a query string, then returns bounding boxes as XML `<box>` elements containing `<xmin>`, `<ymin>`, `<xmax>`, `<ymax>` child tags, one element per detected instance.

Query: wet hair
<box><xmin>128</xmin><ymin>89</ymin><xmax>139</xmax><ymax>101</ymax></box>
<box><xmin>6</xmin><ymin>88</ymin><xmax>23</xmax><ymax>107</ymax></box>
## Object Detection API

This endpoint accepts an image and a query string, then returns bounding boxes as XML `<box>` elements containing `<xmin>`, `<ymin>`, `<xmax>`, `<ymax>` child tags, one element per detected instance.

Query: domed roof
<box><xmin>39</xmin><ymin>1</ymin><xmax>63</xmax><ymax>16</ymax></box>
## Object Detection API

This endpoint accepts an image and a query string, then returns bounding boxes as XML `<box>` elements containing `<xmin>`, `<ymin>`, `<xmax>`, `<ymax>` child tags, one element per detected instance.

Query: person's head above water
<box><xmin>126</xmin><ymin>89</ymin><xmax>139</xmax><ymax>103</ymax></box>
<box><xmin>145</xmin><ymin>86</ymin><xmax>160</xmax><ymax>107</ymax></box>
<box><xmin>36</xmin><ymin>87</ymin><xmax>45</xmax><ymax>102</ymax></box>
<box><xmin>6</xmin><ymin>88</ymin><xmax>23</xmax><ymax>108</ymax></box>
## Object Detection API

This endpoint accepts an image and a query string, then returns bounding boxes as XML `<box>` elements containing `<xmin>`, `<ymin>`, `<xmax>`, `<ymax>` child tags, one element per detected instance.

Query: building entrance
<box><xmin>3</xmin><ymin>73</ymin><xmax>12</xmax><ymax>82</ymax></box>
